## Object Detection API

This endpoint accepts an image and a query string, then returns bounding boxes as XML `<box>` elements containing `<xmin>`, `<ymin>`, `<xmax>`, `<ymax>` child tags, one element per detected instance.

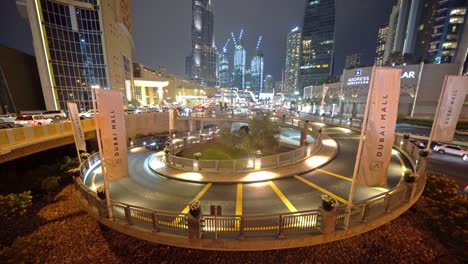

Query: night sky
<box><xmin>1</xmin><ymin>0</ymin><xmax>395</xmax><ymax>82</ymax></box>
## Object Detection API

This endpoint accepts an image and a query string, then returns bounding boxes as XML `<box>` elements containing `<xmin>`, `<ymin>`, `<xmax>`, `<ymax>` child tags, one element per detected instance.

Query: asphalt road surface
<box><xmin>85</xmin><ymin>124</ymin><xmax>411</xmax><ymax>216</ymax></box>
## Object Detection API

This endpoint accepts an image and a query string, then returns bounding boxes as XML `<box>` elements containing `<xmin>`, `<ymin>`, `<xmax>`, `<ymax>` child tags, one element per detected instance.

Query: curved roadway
<box><xmin>84</xmin><ymin>122</ymin><xmax>412</xmax><ymax>216</ymax></box>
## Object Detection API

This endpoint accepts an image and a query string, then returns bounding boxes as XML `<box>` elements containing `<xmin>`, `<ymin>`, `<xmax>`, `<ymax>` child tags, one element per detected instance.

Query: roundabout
<box><xmin>74</xmin><ymin>113</ymin><xmax>425</xmax><ymax>250</ymax></box>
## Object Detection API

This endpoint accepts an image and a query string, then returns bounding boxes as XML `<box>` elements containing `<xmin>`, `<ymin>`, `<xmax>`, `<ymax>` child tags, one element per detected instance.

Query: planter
<box><xmin>403</xmin><ymin>133</ymin><xmax>410</xmax><ymax>140</ymax></box>
<box><xmin>404</xmin><ymin>171</ymin><xmax>415</xmax><ymax>183</ymax></box>
<box><xmin>322</xmin><ymin>200</ymin><xmax>335</xmax><ymax>211</ymax></box>
<box><xmin>189</xmin><ymin>200</ymin><xmax>201</xmax><ymax>218</ymax></box>
<box><xmin>419</xmin><ymin>149</ymin><xmax>429</xmax><ymax>157</ymax></box>
<box><xmin>96</xmin><ymin>186</ymin><xmax>106</xmax><ymax>200</ymax></box>
<box><xmin>321</xmin><ymin>194</ymin><xmax>337</xmax><ymax>211</ymax></box>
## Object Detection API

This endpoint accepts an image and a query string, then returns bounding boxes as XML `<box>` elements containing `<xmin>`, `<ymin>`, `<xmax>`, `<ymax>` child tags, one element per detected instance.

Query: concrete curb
<box><xmin>147</xmin><ymin>136</ymin><xmax>339</xmax><ymax>184</ymax></box>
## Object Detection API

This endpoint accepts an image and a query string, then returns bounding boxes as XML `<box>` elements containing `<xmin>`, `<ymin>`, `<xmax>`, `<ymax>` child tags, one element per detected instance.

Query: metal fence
<box><xmin>163</xmin><ymin>114</ymin><xmax>319</xmax><ymax>173</ymax></box>
<box><xmin>76</xmin><ymin>112</ymin><xmax>426</xmax><ymax>242</ymax></box>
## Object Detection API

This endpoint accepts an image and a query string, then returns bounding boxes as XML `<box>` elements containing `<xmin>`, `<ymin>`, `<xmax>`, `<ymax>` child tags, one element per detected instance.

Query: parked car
<box><xmin>41</xmin><ymin>110</ymin><xmax>66</xmax><ymax>120</ymax></box>
<box><xmin>14</xmin><ymin>115</ymin><xmax>53</xmax><ymax>127</ymax></box>
<box><xmin>433</xmin><ymin>144</ymin><xmax>468</xmax><ymax>160</ymax></box>
<box><xmin>79</xmin><ymin>110</ymin><xmax>96</xmax><ymax>119</ymax></box>
<box><xmin>0</xmin><ymin>113</ymin><xmax>17</xmax><ymax>123</ymax></box>
<box><xmin>143</xmin><ymin>136</ymin><xmax>170</xmax><ymax>151</ymax></box>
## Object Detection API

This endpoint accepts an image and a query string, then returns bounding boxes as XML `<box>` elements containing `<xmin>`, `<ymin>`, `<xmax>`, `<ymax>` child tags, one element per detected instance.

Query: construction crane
<box><xmin>238</xmin><ymin>28</ymin><xmax>244</xmax><ymax>43</ymax></box>
<box><xmin>256</xmin><ymin>36</ymin><xmax>262</xmax><ymax>51</ymax></box>
<box><xmin>230</xmin><ymin>32</ymin><xmax>238</xmax><ymax>46</ymax></box>
<box><xmin>223</xmin><ymin>38</ymin><xmax>230</xmax><ymax>52</ymax></box>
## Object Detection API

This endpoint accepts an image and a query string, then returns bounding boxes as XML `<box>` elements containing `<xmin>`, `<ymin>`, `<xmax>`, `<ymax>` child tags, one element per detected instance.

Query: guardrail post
<box><xmin>124</xmin><ymin>205</ymin><xmax>133</xmax><ymax>225</ymax></box>
<box><xmin>360</xmin><ymin>204</ymin><xmax>368</xmax><ymax>223</ymax></box>
<box><xmin>188</xmin><ymin>215</ymin><xmax>202</xmax><ymax>240</ymax></box>
<box><xmin>384</xmin><ymin>193</ymin><xmax>392</xmax><ymax>212</ymax></box>
<box><xmin>239</xmin><ymin>216</ymin><xmax>245</xmax><ymax>240</ymax></box>
<box><xmin>152</xmin><ymin>212</ymin><xmax>160</xmax><ymax>232</ymax></box>
<box><xmin>278</xmin><ymin>214</ymin><xmax>285</xmax><ymax>239</ymax></box>
<box><xmin>319</xmin><ymin>207</ymin><xmax>338</xmax><ymax>234</ymax></box>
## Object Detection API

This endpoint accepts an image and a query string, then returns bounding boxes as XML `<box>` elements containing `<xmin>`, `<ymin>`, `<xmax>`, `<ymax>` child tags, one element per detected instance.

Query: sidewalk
<box><xmin>148</xmin><ymin>136</ymin><xmax>338</xmax><ymax>183</ymax></box>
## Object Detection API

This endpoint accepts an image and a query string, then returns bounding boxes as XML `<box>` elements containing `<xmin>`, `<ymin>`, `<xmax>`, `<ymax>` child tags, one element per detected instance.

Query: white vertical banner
<box><xmin>95</xmin><ymin>89</ymin><xmax>128</xmax><ymax>181</ymax></box>
<box><xmin>357</xmin><ymin>67</ymin><xmax>402</xmax><ymax>187</ymax></box>
<box><xmin>67</xmin><ymin>102</ymin><xmax>87</xmax><ymax>152</ymax></box>
<box><xmin>320</xmin><ymin>85</ymin><xmax>329</xmax><ymax>114</ymax></box>
<box><xmin>169</xmin><ymin>108</ymin><xmax>174</xmax><ymax>132</ymax></box>
<box><xmin>430</xmin><ymin>76</ymin><xmax>468</xmax><ymax>143</ymax></box>
<box><xmin>221</xmin><ymin>88</ymin><xmax>225</xmax><ymax>107</ymax></box>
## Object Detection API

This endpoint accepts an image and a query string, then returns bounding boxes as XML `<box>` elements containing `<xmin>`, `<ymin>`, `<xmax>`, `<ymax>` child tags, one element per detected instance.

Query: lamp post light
<box><xmin>255</xmin><ymin>149</ymin><xmax>262</xmax><ymax>170</ymax></box>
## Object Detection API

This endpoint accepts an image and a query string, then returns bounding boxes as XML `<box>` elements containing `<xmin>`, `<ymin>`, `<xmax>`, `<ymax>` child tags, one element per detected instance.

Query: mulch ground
<box><xmin>0</xmin><ymin>185</ymin><xmax>465</xmax><ymax>263</ymax></box>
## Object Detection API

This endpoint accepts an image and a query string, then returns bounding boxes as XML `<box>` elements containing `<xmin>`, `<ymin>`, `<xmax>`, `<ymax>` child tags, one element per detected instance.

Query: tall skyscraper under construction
<box><xmin>233</xmin><ymin>30</ymin><xmax>246</xmax><ymax>89</ymax></box>
<box><xmin>250</xmin><ymin>36</ymin><xmax>264</xmax><ymax>94</ymax></box>
<box><xmin>218</xmin><ymin>38</ymin><xmax>231</xmax><ymax>87</ymax></box>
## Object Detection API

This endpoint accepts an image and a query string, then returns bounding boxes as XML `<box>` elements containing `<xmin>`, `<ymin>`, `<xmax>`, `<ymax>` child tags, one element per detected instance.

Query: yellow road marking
<box><xmin>324</xmin><ymin>131</ymin><xmax>353</xmax><ymax>135</ymax></box>
<box><xmin>267</xmin><ymin>181</ymin><xmax>297</xmax><ymax>212</ymax></box>
<box><xmin>236</xmin><ymin>183</ymin><xmax>243</xmax><ymax>216</ymax></box>
<box><xmin>331</xmin><ymin>136</ymin><xmax>361</xmax><ymax>139</ymax></box>
<box><xmin>180</xmin><ymin>183</ymin><xmax>213</xmax><ymax>214</ymax></box>
<box><xmin>294</xmin><ymin>175</ymin><xmax>348</xmax><ymax>204</ymax></box>
<box><xmin>317</xmin><ymin>169</ymin><xmax>352</xmax><ymax>182</ymax></box>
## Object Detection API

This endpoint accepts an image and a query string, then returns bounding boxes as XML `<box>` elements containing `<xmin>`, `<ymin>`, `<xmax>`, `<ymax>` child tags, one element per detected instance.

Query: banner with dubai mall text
<box><xmin>67</xmin><ymin>102</ymin><xmax>87</xmax><ymax>152</ymax></box>
<box><xmin>95</xmin><ymin>89</ymin><xmax>128</xmax><ymax>181</ymax></box>
<box><xmin>357</xmin><ymin>67</ymin><xmax>401</xmax><ymax>187</ymax></box>
<box><xmin>431</xmin><ymin>76</ymin><xmax>468</xmax><ymax>143</ymax></box>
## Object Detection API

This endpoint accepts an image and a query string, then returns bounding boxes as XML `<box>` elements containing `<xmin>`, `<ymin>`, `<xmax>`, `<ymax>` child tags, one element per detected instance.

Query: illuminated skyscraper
<box><xmin>345</xmin><ymin>53</ymin><xmax>361</xmax><ymax>68</ymax></box>
<box><xmin>17</xmin><ymin>0</ymin><xmax>134</xmax><ymax>111</ymax></box>
<box><xmin>285</xmin><ymin>27</ymin><xmax>301</xmax><ymax>95</ymax></box>
<box><xmin>218</xmin><ymin>39</ymin><xmax>230</xmax><ymax>87</ymax></box>
<box><xmin>233</xmin><ymin>30</ymin><xmax>246</xmax><ymax>88</ymax></box>
<box><xmin>375</xmin><ymin>25</ymin><xmax>388</xmax><ymax>66</ymax></box>
<box><xmin>250</xmin><ymin>36</ymin><xmax>264</xmax><ymax>93</ymax></box>
<box><xmin>427</xmin><ymin>0</ymin><xmax>467</xmax><ymax>64</ymax></box>
<box><xmin>300</xmin><ymin>0</ymin><xmax>335</xmax><ymax>89</ymax></box>
<box><xmin>187</xmin><ymin>0</ymin><xmax>217</xmax><ymax>86</ymax></box>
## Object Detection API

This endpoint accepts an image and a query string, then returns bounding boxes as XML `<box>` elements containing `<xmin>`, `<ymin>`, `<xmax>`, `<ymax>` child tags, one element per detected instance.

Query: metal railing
<box><xmin>162</xmin><ymin>114</ymin><xmax>320</xmax><ymax>173</ymax></box>
<box><xmin>75</xmin><ymin>113</ymin><xmax>427</xmax><ymax>243</ymax></box>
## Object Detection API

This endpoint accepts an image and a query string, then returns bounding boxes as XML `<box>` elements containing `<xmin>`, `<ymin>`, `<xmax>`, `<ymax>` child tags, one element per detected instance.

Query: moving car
<box><xmin>143</xmin><ymin>136</ymin><xmax>170</xmax><ymax>151</ymax></box>
<box><xmin>14</xmin><ymin>115</ymin><xmax>53</xmax><ymax>127</ymax></box>
<box><xmin>41</xmin><ymin>110</ymin><xmax>67</xmax><ymax>120</ymax></box>
<box><xmin>433</xmin><ymin>144</ymin><xmax>468</xmax><ymax>160</ymax></box>
<box><xmin>79</xmin><ymin>110</ymin><xmax>96</xmax><ymax>119</ymax></box>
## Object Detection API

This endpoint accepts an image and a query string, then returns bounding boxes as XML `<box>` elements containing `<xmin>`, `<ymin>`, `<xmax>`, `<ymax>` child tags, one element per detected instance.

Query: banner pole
<box><xmin>426</xmin><ymin>76</ymin><xmax>449</xmax><ymax>153</ymax></box>
<box><xmin>92</xmin><ymin>88</ymin><xmax>114</xmax><ymax>219</ymax></box>
<box><xmin>67</xmin><ymin>102</ymin><xmax>82</xmax><ymax>164</ymax></box>
<box><xmin>344</xmin><ymin>66</ymin><xmax>377</xmax><ymax>230</ymax></box>
<box><xmin>410</xmin><ymin>61</ymin><xmax>424</xmax><ymax>117</ymax></box>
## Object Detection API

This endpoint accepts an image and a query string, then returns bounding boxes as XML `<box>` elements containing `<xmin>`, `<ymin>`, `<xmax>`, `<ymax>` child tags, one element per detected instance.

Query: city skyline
<box><xmin>1</xmin><ymin>0</ymin><xmax>396</xmax><ymax>81</ymax></box>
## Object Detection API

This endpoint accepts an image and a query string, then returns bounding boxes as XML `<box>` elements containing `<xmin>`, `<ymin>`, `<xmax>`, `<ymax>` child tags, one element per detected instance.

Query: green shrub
<box><xmin>40</xmin><ymin>176</ymin><xmax>60</xmax><ymax>195</ymax></box>
<box><xmin>0</xmin><ymin>191</ymin><xmax>33</xmax><ymax>219</ymax></box>
<box><xmin>0</xmin><ymin>235</ymin><xmax>47</xmax><ymax>263</ymax></box>
<box><xmin>419</xmin><ymin>173</ymin><xmax>467</xmax><ymax>244</ymax></box>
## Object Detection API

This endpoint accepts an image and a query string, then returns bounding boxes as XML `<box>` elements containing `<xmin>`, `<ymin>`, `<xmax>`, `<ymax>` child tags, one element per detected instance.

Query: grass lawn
<box><xmin>177</xmin><ymin>140</ymin><xmax>248</xmax><ymax>160</ymax></box>
<box><xmin>177</xmin><ymin>139</ymin><xmax>288</xmax><ymax>160</ymax></box>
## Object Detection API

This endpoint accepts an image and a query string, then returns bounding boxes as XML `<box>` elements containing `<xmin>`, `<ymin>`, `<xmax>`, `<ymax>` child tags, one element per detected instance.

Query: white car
<box><xmin>79</xmin><ymin>110</ymin><xmax>96</xmax><ymax>119</ymax></box>
<box><xmin>0</xmin><ymin>114</ymin><xmax>17</xmax><ymax>123</ymax></box>
<box><xmin>14</xmin><ymin>115</ymin><xmax>53</xmax><ymax>127</ymax></box>
<box><xmin>41</xmin><ymin>110</ymin><xmax>67</xmax><ymax>120</ymax></box>
<box><xmin>433</xmin><ymin>144</ymin><xmax>468</xmax><ymax>160</ymax></box>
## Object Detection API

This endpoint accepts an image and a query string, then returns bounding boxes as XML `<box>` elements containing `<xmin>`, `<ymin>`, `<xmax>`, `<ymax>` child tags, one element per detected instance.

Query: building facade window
<box><xmin>40</xmin><ymin>0</ymin><xmax>107</xmax><ymax>111</ymax></box>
